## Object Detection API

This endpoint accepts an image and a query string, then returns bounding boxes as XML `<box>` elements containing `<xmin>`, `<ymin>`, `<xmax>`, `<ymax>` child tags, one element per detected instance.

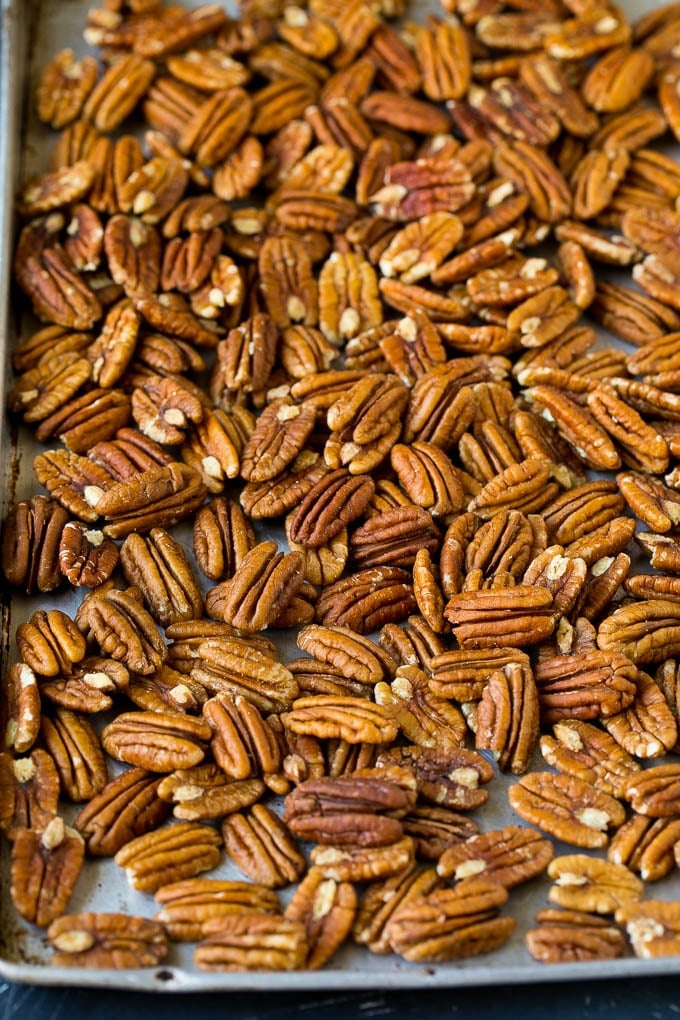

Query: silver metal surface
<box><xmin>2</xmin><ymin>0</ymin><xmax>680</xmax><ymax>992</ymax></box>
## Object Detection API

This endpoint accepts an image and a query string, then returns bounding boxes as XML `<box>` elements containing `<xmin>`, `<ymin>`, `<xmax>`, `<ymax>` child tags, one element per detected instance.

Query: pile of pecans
<box><xmin>8</xmin><ymin>0</ymin><xmax>680</xmax><ymax>974</ymax></box>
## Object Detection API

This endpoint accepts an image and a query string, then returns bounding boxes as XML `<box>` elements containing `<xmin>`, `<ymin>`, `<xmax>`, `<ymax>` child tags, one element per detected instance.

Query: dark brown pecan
<box><xmin>316</xmin><ymin>567</ymin><xmax>416</xmax><ymax>634</ymax></box>
<box><xmin>240</xmin><ymin>400</ymin><xmax>317</xmax><ymax>483</ymax></box>
<box><xmin>288</xmin><ymin>468</ymin><xmax>375</xmax><ymax>548</ymax></box>
<box><xmin>297</xmin><ymin>624</ymin><xmax>396</xmax><ymax>687</ymax></box>
<box><xmin>35</xmin><ymin>388</ymin><xmax>133</xmax><ymax>456</ymax></box>
<box><xmin>378</xmin><ymin>745</ymin><xmax>494</xmax><ymax>811</ymax></box>
<box><xmin>284</xmin><ymin>775</ymin><xmax>412</xmax><ymax>846</ymax></box>
<box><xmin>2</xmin><ymin>495</ymin><xmax>69</xmax><ymax>594</ymax></box>
<box><xmin>58</xmin><ymin>522</ymin><xmax>119</xmax><ymax>588</ymax></box>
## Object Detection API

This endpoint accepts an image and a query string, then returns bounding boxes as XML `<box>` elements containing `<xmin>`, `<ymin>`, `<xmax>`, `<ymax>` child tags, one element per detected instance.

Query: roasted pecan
<box><xmin>437</xmin><ymin>825</ymin><xmax>553</xmax><ymax>889</ymax></box>
<box><xmin>102</xmin><ymin>711</ymin><xmax>212</xmax><ymax>772</ymax></box>
<box><xmin>526</xmin><ymin>908</ymin><xmax>626</xmax><ymax>963</ymax></box>
<box><xmin>114</xmin><ymin>821</ymin><xmax>222</xmax><ymax>893</ymax></box>
<box><xmin>609</xmin><ymin>814</ymin><xmax>680</xmax><ymax>883</ymax></box>
<box><xmin>41</xmin><ymin>708</ymin><xmax>107</xmax><ymax>802</ymax></box>
<box><xmin>508</xmin><ymin>772</ymin><xmax>626</xmax><ymax>849</ymax></box>
<box><xmin>11</xmin><ymin>817</ymin><xmax>84</xmax><ymax>927</ymax></box>
<box><xmin>386</xmin><ymin>876</ymin><xmax>515</xmax><ymax>963</ymax></box>
<box><xmin>547</xmin><ymin>854</ymin><xmax>643</xmax><ymax>915</ymax></box>
<box><xmin>222</xmin><ymin>803</ymin><xmax>306</xmax><ymax>887</ymax></box>
<box><xmin>74</xmin><ymin>767</ymin><xmax>169</xmax><ymax>857</ymax></box>
<box><xmin>119</xmin><ymin>527</ymin><xmax>203</xmax><ymax>628</ymax></box>
<box><xmin>475</xmin><ymin>661</ymin><xmax>539</xmax><ymax>774</ymax></box>
<box><xmin>284</xmin><ymin>869</ymin><xmax>356</xmax><ymax>969</ymax></box>
<box><xmin>191</xmin><ymin>636</ymin><xmax>299</xmax><ymax>714</ymax></box>
<box><xmin>0</xmin><ymin>749</ymin><xmax>59</xmax><ymax>839</ymax></box>
<box><xmin>540</xmin><ymin>719</ymin><xmax>640</xmax><ymax>799</ymax></box>
<box><xmin>195</xmin><ymin>914</ymin><xmax>308</xmax><ymax>972</ymax></box>
<box><xmin>48</xmin><ymin>912</ymin><xmax>168</xmax><ymax>968</ymax></box>
<box><xmin>374</xmin><ymin>665</ymin><xmax>466</xmax><ymax>751</ymax></box>
<box><xmin>76</xmin><ymin>584</ymin><xmax>167</xmax><ymax>674</ymax></box>
<box><xmin>616</xmin><ymin>900</ymin><xmax>680</xmax><ymax>959</ymax></box>
<box><xmin>157</xmin><ymin>765</ymin><xmax>265</xmax><ymax>821</ymax></box>
<box><xmin>310</xmin><ymin>836</ymin><xmax>415</xmax><ymax>883</ymax></box>
<box><xmin>154</xmin><ymin>877</ymin><xmax>279</xmax><ymax>941</ymax></box>
<box><xmin>378</xmin><ymin>745</ymin><xmax>494</xmax><ymax>811</ymax></box>
<box><xmin>315</xmin><ymin>566</ymin><xmax>417</xmax><ymax>633</ymax></box>
<box><xmin>2</xmin><ymin>495</ymin><xmax>69</xmax><ymax>594</ymax></box>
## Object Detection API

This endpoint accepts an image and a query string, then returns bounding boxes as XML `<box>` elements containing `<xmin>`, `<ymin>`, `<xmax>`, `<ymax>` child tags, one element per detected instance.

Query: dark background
<box><xmin>2</xmin><ymin>977</ymin><xmax>680</xmax><ymax>1020</ymax></box>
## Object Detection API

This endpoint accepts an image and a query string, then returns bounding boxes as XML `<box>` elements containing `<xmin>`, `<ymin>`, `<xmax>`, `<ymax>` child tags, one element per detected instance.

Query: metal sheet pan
<box><xmin>2</xmin><ymin>0</ymin><xmax>680</xmax><ymax>993</ymax></box>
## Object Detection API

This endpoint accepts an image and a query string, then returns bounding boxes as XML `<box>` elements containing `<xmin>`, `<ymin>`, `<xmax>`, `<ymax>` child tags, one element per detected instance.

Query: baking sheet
<box><xmin>2</xmin><ymin>0</ymin><xmax>680</xmax><ymax>992</ymax></box>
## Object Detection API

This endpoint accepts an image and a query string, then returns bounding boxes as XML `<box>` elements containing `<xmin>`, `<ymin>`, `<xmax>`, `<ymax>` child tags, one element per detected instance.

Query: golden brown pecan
<box><xmin>222</xmin><ymin>803</ymin><xmax>305</xmax><ymax>887</ymax></box>
<box><xmin>183</xmin><ymin>407</ymin><xmax>255</xmax><ymax>492</ymax></box>
<box><xmin>257</xmin><ymin>235</ymin><xmax>318</xmax><ymax>330</ymax></box>
<box><xmin>437</xmin><ymin>825</ymin><xmax>553</xmax><ymax>889</ymax></box>
<box><xmin>390</xmin><ymin>442</ymin><xmax>464</xmax><ymax>517</ymax></box>
<box><xmin>493</xmin><ymin>139</ymin><xmax>571</xmax><ymax>223</ymax></box>
<box><xmin>48</xmin><ymin>912</ymin><xmax>168</xmax><ymax>969</ymax></box>
<box><xmin>609</xmin><ymin>814</ymin><xmax>680</xmax><ymax>882</ymax></box>
<box><xmin>475</xmin><ymin>661</ymin><xmax>539</xmax><ymax>774</ymax></box>
<box><xmin>378</xmin><ymin>744</ymin><xmax>493</xmax><ymax>811</ymax></box>
<box><xmin>598</xmin><ymin>598</ymin><xmax>680</xmax><ymax>665</ymax></box>
<box><xmin>74</xmin><ymin>767</ymin><xmax>170</xmax><ymax>857</ymax></box>
<box><xmin>386</xmin><ymin>876</ymin><xmax>514</xmax><ymax>963</ymax></box>
<box><xmin>285</xmin><ymin>695</ymin><xmax>398</xmax><ymax>745</ymax></box>
<box><xmin>622</xmin><ymin>764</ymin><xmax>680</xmax><ymax>818</ymax></box>
<box><xmin>297</xmin><ymin>624</ymin><xmax>396</xmax><ymax>687</ymax></box>
<box><xmin>82</xmin><ymin>54</ymin><xmax>156</xmax><ymax>132</ymax></box>
<box><xmin>428</xmin><ymin>647</ymin><xmax>531</xmax><ymax>702</ymax></box>
<box><xmin>157</xmin><ymin>764</ymin><xmax>265</xmax><ymax>821</ymax></box>
<box><xmin>41</xmin><ymin>708</ymin><xmax>107</xmax><ymax>802</ymax></box>
<box><xmin>203</xmin><ymin>691</ymin><xmax>283</xmax><ymax>786</ymax></box>
<box><xmin>89</xmin><ymin>462</ymin><xmax>208</xmax><ymax>539</ymax></box>
<box><xmin>616</xmin><ymin>900</ymin><xmax>680</xmax><ymax>958</ymax></box>
<box><xmin>540</xmin><ymin>719</ymin><xmax>640</xmax><ymax>799</ymax></box>
<box><xmin>352</xmin><ymin>864</ymin><xmax>441</xmax><ymax>953</ymax></box>
<box><xmin>602</xmin><ymin>667</ymin><xmax>678</xmax><ymax>759</ymax></box>
<box><xmin>11</xmin><ymin>817</ymin><xmax>84</xmax><ymax>927</ymax></box>
<box><xmin>193</xmin><ymin>497</ymin><xmax>256</xmax><ymax>581</ymax></box>
<box><xmin>508</xmin><ymin>771</ymin><xmax>626</xmax><ymax>849</ymax></box>
<box><xmin>154</xmin><ymin>877</ymin><xmax>279</xmax><ymax>941</ymax></box>
<box><xmin>310</xmin><ymin>836</ymin><xmax>415</xmax><ymax>883</ymax></box>
<box><xmin>192</xmin><ymin>636</ymin><xmax>299</xmax><ymax>714</ymax></box>
<box><xmin>36</xmin><ymin>49</ymin><xmax>99</xmax><ymax>130</ymax></box>
<box><xmin>75</xmin><ymin>584</ymin><xmax>167</xmax><ymax>674</ymax></box>
<box><xmin>315</xmin><ymin>566</ymin><xmax>416</xmax><ymax>633</ymax></box>
<box><xmin>547</xmin><ymin>854</ymin><xmax>643</xmax><ymax>915</ymax></box>
<box><xmin>374</xmin><ymin>666</ymin><xmax>465</xmax><ymax>751</ymax></box>
<box><xmin>288</xmin><ymin>468</ymin><xmax>375</xmax><ymax>547</ymax></box>
<box><xmin>525</xmin><ymin>908</ymin><xmax>626</xmax><ymax>963</ymax></box>
<box><xmin>195</xmin><ymin>914</ymin><xmax>308</xmax><ymax>971</ymax></box>
<box><xmin>534</xmin><ymin>648</ymin><xmax>638</xmax><ymax>725</ymax></box>
<box><xmin>119</xmin><ymin>527</ymin><xmax>203</xmax><ymax>628</ymax></box>
<box><xmin>284</xmin><ymin>869</ymin><xmax>356</xmax><ymax>969</ymax></box>
<box><xmin>114</xmin><ymin>821</ymin><xmax>222</xmax><ymax>892</ymax></box>
<box><xmin>213</xmin><ymin>540</ymin><xmax>304</xmax><ymax>633</ymax></box>
<box><xmin>102</xmin><ymin>711</ymin><xmax>212</xmax><ymax>773</ymax></box>
<box><xmin>0</xmin><ymin>750</ymin><xmax>59</xmax><ymax>840</ymax></box>
<box><xmin>445</xmin><ymin>585</ymin><xmax>556</xmax><ymax>649</ymax></box>
<box><xmin>16</xmin><ymin>609</ymin><xmax>86</xmax><ymax>679</ymax></box>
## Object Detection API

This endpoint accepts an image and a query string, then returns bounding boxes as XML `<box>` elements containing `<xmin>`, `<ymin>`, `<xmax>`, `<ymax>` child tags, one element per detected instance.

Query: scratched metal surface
<box><xmin>3</xmin><ymin>0</ymin><xmax>680</xmax><ymax>994</ymax></box>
